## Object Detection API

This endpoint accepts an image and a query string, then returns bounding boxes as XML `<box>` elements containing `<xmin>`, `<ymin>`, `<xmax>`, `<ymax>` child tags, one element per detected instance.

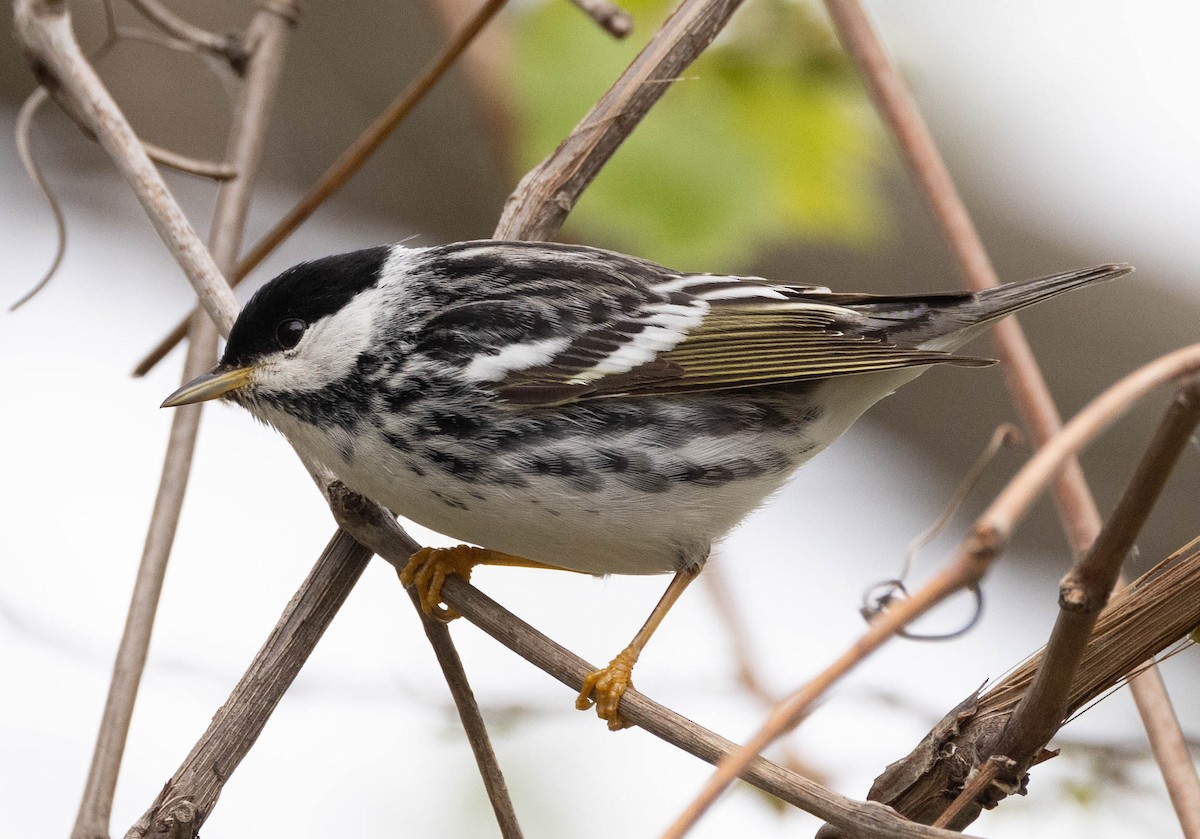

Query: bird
<box><xmin>162</xmin><ymin>239</ymin><xmax>1131</xmax><ymax>729</ymax></box>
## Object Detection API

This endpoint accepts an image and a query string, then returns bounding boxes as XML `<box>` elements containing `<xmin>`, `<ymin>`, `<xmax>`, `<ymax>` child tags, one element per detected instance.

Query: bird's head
<box><xmin>161</xmin><ymin>246</ymin><xmax>395</xmax><ymax>411</ymax></box>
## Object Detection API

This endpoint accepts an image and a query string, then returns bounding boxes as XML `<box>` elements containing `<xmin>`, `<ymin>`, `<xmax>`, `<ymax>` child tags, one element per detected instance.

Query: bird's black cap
<box><xmin>222</xmin><ymin>246</ymin><xmax>390</xmax><ymax>366</ymax></box>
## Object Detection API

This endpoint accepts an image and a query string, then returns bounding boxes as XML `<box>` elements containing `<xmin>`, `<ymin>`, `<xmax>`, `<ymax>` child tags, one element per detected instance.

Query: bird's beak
<box><xmin>161</xmin><ymin>366</ymin><xmax>254</xmax><ymax>408</ymax></box>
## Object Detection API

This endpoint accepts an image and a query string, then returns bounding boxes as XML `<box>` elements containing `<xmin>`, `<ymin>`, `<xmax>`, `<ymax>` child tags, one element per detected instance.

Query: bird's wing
<box><xmin>450</xmin><ymin>271</ymin><xmax>993</xmax><ymax>406</ymax></box>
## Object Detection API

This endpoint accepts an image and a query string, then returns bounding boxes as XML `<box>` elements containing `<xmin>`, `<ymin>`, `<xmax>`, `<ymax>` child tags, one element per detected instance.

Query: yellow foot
<box><xmin>400</xmin><ymin>545</ymin><xmax>488</xmax><ymax>621</ymax></box>
<box><xmin>576</xmin><ymin>647</ymin><xmax>639</xmax><ymax>731</ymax></box>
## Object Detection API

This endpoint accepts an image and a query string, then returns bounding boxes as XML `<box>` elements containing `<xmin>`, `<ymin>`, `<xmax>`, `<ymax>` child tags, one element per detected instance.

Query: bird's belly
<box><xmin>331</xmin><ymin>432</ymin><xmax>754</xmax><ymax>575</ymax></box>
<box><xmin>269</xmin><ymin>377</ymin><xmax>912</xmax><ymax>577</ymax></box>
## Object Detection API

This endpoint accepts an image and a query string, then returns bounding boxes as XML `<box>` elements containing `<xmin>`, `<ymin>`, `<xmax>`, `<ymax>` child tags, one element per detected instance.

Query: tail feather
<box><xmin>969</xmin><ymin>263</ymin><xmax>1133</xmax><ymax>323</ymax></box>
<box><xmin>844</xmin><ymin>263</ymin><xmax>1133</xmax><ymax>350</ymax></box>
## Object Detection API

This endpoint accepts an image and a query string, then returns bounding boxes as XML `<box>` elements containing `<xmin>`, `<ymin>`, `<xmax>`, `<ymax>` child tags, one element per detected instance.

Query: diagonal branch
<box><xmin>495</xmin><ymin>0</ymin><xmax>748</xmax><ymax>241</ymax></box>
<box><xmin>327</xmin><ymin>489</ymin><xmax>975</xmax><ymax>839</ymax></box>
<box><xmin>122</xmin><ymin>531</ymin><xmax>374</xmax><ymax>839</ymax></box>
<box><xmin>990</xmin><ymin>374</ymin><xmax>1200</xmax><ymax>808</ymax></box>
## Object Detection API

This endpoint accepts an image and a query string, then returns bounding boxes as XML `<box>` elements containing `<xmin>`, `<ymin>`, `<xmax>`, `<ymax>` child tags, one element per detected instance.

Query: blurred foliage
<box><xmin>509</xmin><ymin>0</ymin><xmax>886</xmax><ymax>270</ymax></box>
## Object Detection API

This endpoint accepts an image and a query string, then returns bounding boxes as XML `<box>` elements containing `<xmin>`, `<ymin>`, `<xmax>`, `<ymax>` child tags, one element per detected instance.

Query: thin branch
<box><xmin>565</xmin><ymin>0</ymin><xmax>633</xmax><ymax>38</ymax></box>
<box><xmin>930</xmin><ymin>756</ymin><xmax>1014</xmax><ymax>830</ymax></box>
<box><xmin>821</xmin><ymin>0</ymin><xmax>1200</xmax><ymax>828</ymax></box>
<box><xmin>70</xmin><ymin>4</ymin><xmax>297</xmax><ymax>836</ymax></box>
<box><xmin>405</xmin><ymin>583</ymin><xmax>526</xmax><ymax>839</ymax></box>
<box><xmin>124</xmin><ymin>531</ymin><xmax>373</xmax><ymax>839</ymax></box>
<box><xmin>124</xmin><ymin>0</ymin><xmax>247</xmax><ymax>68</ymax></box>
<box><xmin>494</xmin><ymin>0</ymin><xmax>748</xmax><ymax>240</ymax></box>
<box><xmin>131</xmin><ymin>0</ymin><xmax>511</xmax><ymax>377</ymax></box>
<box><xmin>662</xmin><ymin>342</ymin><xmax>1200</xmax><ymax>839</ymax></box>
<box><xmin>11</xmin><ymin>87</ymin><xmax>64</xmax><ymax>311</ymax></box>
<box><xmin>327</xmin><ymin>486</ymin><xmax>524</xmax><ymax>839</ymax></box>
<box><xmin>992</xmin><ymin>374</ymin><xmax>1200</xmax><ymax>794</ymax></box>
<box><xmin>15</xmin><ymin>0</ymin><xmax>240</xmax><ymax>335</ymax></box>
<box><xmin>11</xmin><ymin>36</ymin><xmax>231</xmax><ymax>312</ymax></box>
<box><xmin>854</xmin><ymin>536</ymin><xmax>1200</xmax><ymax>832</ymax></box>
<box><xmin>141</xmin><ymin>141</ymin><xmax>238</xmax><ymax>180</ymax></box>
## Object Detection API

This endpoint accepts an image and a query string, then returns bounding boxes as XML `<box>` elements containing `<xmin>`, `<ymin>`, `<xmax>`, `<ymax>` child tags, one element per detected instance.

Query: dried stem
<box><xmin>70</xmin><ymin>5</ymin><xmax>297</xmax><ymax>837</ymax></box>
<box><xmin>821</xmin><ymin>0</ymin><xmax>1200</xmax><ymax>828</ymax></box>
<box><xmin>494</xmin><ymin>0</ymin><xmax>748</xmax><ymax>240</ymax></box>
<box><xmin>930</xmin><ymin>756</ymin><xmax>1014</xmax><ymax>830</ymax></box>
<box><xmin>15</xmin><ymin>0</ymin><xmax>240</xmax><ymax>334</ymax></box>
<box><xmin>992</xmin><ymin>374</ymin><xmax>1200</xmax><ymax>788</ymax></box>
<box><xmin>131</xmin><ymin>0</ymin><xmax>511</xmax><ymax>377</ymax></box>
<box><xmin>565</xmin><ymin>0</ymin><xmax>633</xmax><ymax>38</ymax></box>
<box><xmin>852</xmin><ymin>536</ymin><xmax>1200</xmax><ymax>833</ymax></box>
<box><xmin>11</xmin><ymin>87</ymin><xmax>64</xmax><ymax>311</ymax></box>
<box><xmin>327</xmin><ymin>486</ymin><xmax>524</xmax><ymax>839</ymax></box>
<box><xmin>124</xmin><ymin>0</ymin><xmax>246</xmax><ymax>67</ymax></box>
<box><xmin>123</xmin><ymin>531</ymin><xmax>373</xmax><ymax>839</ymax></box>
<box><xmin>662</xmin><ymin>343</ymin><xmax>1200</xmax><ymax>838</ymax></box>
<box><xmin>140</xmin><ymin>141</ymin><xmax>238</xmax><ymax>180</ymax></box>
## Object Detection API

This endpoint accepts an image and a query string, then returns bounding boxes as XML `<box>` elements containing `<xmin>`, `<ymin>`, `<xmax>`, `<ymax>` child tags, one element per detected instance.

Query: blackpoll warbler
<box><xmin>163</xmin><ymin>240</ymin><xmax>1131</xmax><ymax>729</ymax></box>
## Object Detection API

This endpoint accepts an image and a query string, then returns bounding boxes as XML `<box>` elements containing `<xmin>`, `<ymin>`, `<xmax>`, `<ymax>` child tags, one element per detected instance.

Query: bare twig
<box><xmin>992</xmin><ymin>374</ymin><xmax>1200</xmax><ymax>796</ymax></box>
<box><xmin>851</xmin><ymin>536</ymin><xmax>1200</xmax><ymax>833</ymax></box>
<box><xmin>662</xmin><ymin>342</ymin><xmax>1200</xmax><ymax>839</ymax></box>
<box><xmin>327</xmin><ymin>486</ymin><xmax>524</xmax><ymax>839</ymax></box>
<box><xmin>820</xmin><ymin>0</ymin><xmax>1200</xmax><ymax>828</ymax></box>
<box><xmin>131</xmin><ymin>0</ymin><xmax>511</xmax><ymax>377</ymax></box>
<box><xmin>930</xmin><ymin>756</ymin><xmax>1014</xmax><ymax>830</ymax></box>
<box><xmin>70</xmin><ymin>5</ymin><xmax>297</xmax><ymax>837</ymax></box>
<box><xmin>566</xmin><ymin>0</ymin><xmax>634</xmax><ymax>38</ymax></box>
<box><xmin>15</xmin><ymin>0</ymin><xmax>240</xmax><ymax>334</ymax></box>
<box><xmin>897</xmin><ymin>424</ymin><xmax>1022</xmax><ymax>583</ymax></box>
<box><xmin>11</xmin><ymin>87</ymin><xmax>65</xmax><ymax>311</ymax></box>
<box><xmin>124</xmin><ymin>0</ymin><xmax>246</xmax><ymax>68</ymax></box>
<box><xmin>494</xmin><ymin>0</ymin><xmax>748</xmax><ymax>240</ymax></box>
<box><xmin>124</xmin><ymin>531</ymin><xmax>373</xmax><ymax>839</ymax></box>
<box><xmin>140</xmin><ymin>142</ymin><xmax>238</xmax><ymax>180</ymax></box>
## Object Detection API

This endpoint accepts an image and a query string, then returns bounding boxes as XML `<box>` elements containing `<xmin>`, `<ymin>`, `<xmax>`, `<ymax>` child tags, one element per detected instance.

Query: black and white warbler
<box><xmin>163</xmin><ymin>240</ymin><xmax>1131</xmax><ymax>728</ymax></box>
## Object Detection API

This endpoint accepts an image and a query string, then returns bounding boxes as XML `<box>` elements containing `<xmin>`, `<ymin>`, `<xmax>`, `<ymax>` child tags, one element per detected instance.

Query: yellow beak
<box><xmin>161</xmin><ymin>366</ymin><xmax>254</xmax><ymax>407</ymax></box>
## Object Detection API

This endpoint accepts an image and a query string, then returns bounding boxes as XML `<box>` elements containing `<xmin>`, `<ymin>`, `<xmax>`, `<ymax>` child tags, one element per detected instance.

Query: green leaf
<box><xmin>509</xmin><ymin>0</ymin><xmax>886</xmax><ymax>270</ymax></box>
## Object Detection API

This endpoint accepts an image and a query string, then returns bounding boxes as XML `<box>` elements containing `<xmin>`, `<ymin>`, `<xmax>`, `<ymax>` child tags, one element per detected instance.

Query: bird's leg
<box><xmin>577</xmin><ymin>566</ymin><xmax>701</xmax><ymax>731</ymax></box>
<box><xmin>401</xmin><ymin>545</ymin><xmax>567</xmax><ymax>622</ymax></box>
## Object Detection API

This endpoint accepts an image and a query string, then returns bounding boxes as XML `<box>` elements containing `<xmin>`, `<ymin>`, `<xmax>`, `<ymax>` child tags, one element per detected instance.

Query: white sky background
<box><xmin>2</xmin><ymin>2</ymin><xmax>1198</xmax><ymax>837</ymax></box>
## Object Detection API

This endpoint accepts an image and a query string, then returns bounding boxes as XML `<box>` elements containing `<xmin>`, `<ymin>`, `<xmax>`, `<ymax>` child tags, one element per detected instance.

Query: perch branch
<box><xmin>70</xmin><ymin>4</ymin><xmax>297</xmax><ymax>837</ymax></box>
<box><xmin>326</xmin><ymin>488</ymin><xmax>973</xmax><ymax>839</ymax></box>
<box><xmin>131</xmin><ymin>0</ymin><xmax>511</xmax><ymax>377</ymax></box>
<box><xmin>821</xmin><ymin>0</ymin><xmax>1200</xmax><ymax>828</ymax></box>
<box><xmin>327</xmin><ymin>486</ymin><xmax>525</xmax><ymax>839</ymax></box>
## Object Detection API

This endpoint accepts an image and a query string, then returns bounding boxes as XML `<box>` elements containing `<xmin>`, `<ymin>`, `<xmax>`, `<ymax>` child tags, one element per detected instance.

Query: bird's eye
<box><xmin>275</xmin><ymin>318</ymin><xmax>307</xmax><ymax>350</ymax></box>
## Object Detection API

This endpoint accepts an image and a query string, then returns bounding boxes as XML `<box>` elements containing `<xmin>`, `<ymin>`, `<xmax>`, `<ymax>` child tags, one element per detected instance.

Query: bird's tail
<box><xmin>968</xmin><ymin>263</ymin><xmax>1133</xmax><ymax>323</ymax></box>
<box><xmin>840</xmin><ymin>263</ymin><xmax>1133</xmax><ymax>351</ymax></box>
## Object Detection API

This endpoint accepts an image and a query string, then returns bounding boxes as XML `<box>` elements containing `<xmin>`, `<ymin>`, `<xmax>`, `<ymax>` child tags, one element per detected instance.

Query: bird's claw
<box><xmin>400</xmin><ymin>545</ymin><xmax>481</xmax><ymax>622</ymax></box>
<box><xmin>576</xmin><ymin>647</ymin><xmax>639</xmax><ymax>731</ymax></box>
